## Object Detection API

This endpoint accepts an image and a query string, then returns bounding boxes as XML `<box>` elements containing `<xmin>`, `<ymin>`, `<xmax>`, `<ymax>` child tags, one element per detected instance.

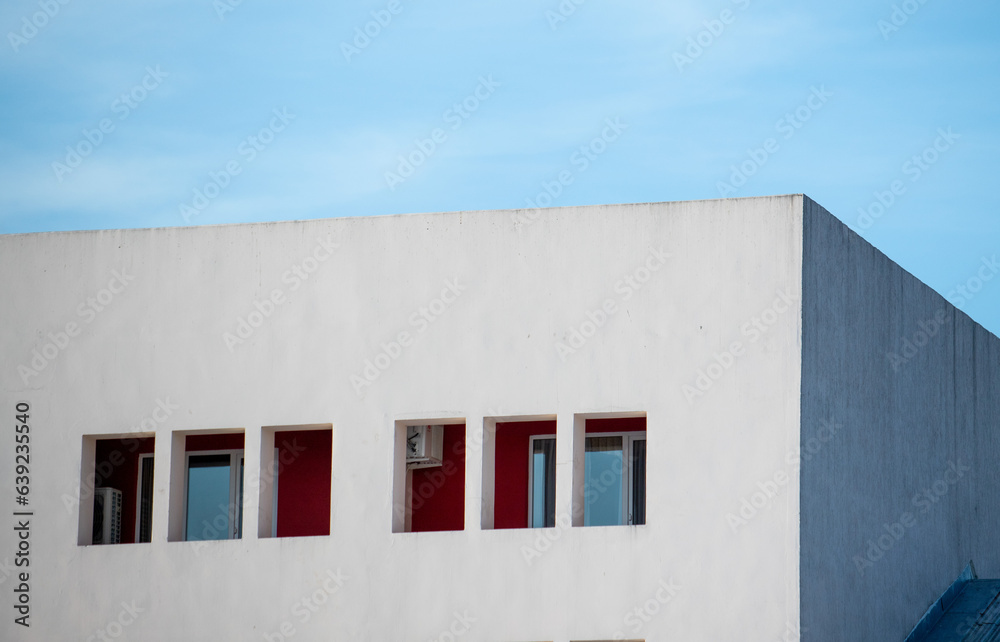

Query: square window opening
<box><xmin>392</xmin><ymin>421</ymin><xmax>466</xmax><ymax>533</ymax></box>
<box><xmin>259</xmin><ymin>425</ymin><xmax>332</xmax><ymax>539</ymax></box>
<box><xmin>489</xmin><ymin>419</ymin><xmax>557</xmax><ymax>530</ymax></box>
<box><xmin>171</xmin><ymin>431</ymin><xmax>245</xmax><ymax>542</ymax></box>
<box><xmin>79</xmin><ymin>435</ymin><xmax>155</xmax><ymax>546</ymax></box>
<box><xmin>580</xmin><ymin>416</ymin><xmax>646</xmax><ymax>527</ymax></box>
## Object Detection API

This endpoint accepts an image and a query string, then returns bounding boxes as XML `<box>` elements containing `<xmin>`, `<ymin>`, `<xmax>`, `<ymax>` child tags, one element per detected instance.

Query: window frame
<box><xmin>270</xmin><ymin>447</ymin><xmax>278</xmax><ymax>538</ymax></box>
<box><xmin>183</xmin><ymin>449</ymin><xmax>244</xmax><ymax>541</ymax></box>
<box><xmin>134</xmin><ymin>453</ymin><xmax>154</xmax><ymax>543</ymax></box>
<box><xmin>584</xmin><ymin>430</ymin><xmax>646</xmax><ymax>526</ymax></box>
<box><xmin>527</xmin><ymin>434</ymin><xmax>557</xmax><ymax>528</ymax></box>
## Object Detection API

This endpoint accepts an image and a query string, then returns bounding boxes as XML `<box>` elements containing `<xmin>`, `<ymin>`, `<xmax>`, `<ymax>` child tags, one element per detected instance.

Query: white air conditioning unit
<box><xmin>405</xmin><ymin>425</ymin><xmax>444</xmax><ymax>469</ymax></box>
<box><xmin>93</xmin><ymin>487</ymin><xmax>123</xmax><ymax>545</ymax></box>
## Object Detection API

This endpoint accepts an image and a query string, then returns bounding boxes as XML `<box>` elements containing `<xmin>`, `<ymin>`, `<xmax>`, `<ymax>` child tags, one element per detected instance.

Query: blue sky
<box><xmin>1</xmin><ymin>0</ymin><xmax>998</xmax><ymax>334</ymax></box>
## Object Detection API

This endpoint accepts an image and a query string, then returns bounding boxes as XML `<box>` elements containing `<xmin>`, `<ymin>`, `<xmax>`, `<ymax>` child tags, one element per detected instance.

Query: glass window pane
<box><xmin>531</xmin><ymin>439</ymin><xmax>556</xmax><ymax>528</ymax></box>
<box><xmin>186</xmin><ymin>454</ymin><xmax>232</xmax><ymax>541</ymax></box>
<box><xmin>585</xmin><ymin>436</ymin><xmax>623</xmax><ymax>526</ymax></box>
<box><xmin>531</xmin><ymin>450</ymin><xmax>546</xmax><ymax>526</ymax></box>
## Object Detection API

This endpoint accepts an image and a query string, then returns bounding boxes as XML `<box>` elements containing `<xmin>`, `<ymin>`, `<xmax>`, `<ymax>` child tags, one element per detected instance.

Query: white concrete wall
<box><xmin>0</xmin><ymin>196</ymin><xmax>803</xmax><ymax>641</ymax></box>
<box><xmin>799</xmin><ymin>197</ymin><xmax>1000</xmax><ymax>641</ymax></box>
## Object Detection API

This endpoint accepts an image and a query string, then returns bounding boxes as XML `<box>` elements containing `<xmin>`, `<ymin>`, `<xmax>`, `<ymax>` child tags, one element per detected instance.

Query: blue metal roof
<box><xmin>909</xmin><ymin>578</ymin><xmax>1000</xmax><ymax>642</ymax></box>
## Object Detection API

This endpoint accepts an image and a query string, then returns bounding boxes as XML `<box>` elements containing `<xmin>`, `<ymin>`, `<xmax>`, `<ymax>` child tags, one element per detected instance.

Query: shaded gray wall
<box><xmin>800</xmin><ymin>197</ymin><xmax>1000</xmax><ymax>640</ymax></box>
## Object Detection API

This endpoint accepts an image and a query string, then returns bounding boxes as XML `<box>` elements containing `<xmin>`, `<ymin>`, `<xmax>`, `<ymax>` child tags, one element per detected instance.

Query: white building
<box><xmin>1</xmin><ymin>195</ymin><xmax>997</xmax><ymax>641</ymax></box>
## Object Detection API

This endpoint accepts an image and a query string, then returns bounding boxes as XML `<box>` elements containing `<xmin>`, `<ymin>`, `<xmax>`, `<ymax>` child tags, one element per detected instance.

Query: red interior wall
<box><xmin>185</xmin><ymin>433</ymin><xmax>245</xmax><ymax>451</ymax></box>
<box><xmin>494</xmin><ymin>420</ymin><xmax>556</xmax><ymax>529</ymax></box>
<box><xmin>275</xmin><ymin>429</ymin><xmax>332</xmax><ymax>537</ymax></box>
<box><xmin>586</xmin><ymin>416</ymin><xmax>646</xmax><ymax>433</ymax></box>
<box><xmin>410</xmin><ymin>424</ymin><xmax>465</xmax><ymax>532</ymax></box>
<box><xmin>93</xmin><ymin>437</ymin><xmax>155</xmax><ymax>545</ymax></box>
